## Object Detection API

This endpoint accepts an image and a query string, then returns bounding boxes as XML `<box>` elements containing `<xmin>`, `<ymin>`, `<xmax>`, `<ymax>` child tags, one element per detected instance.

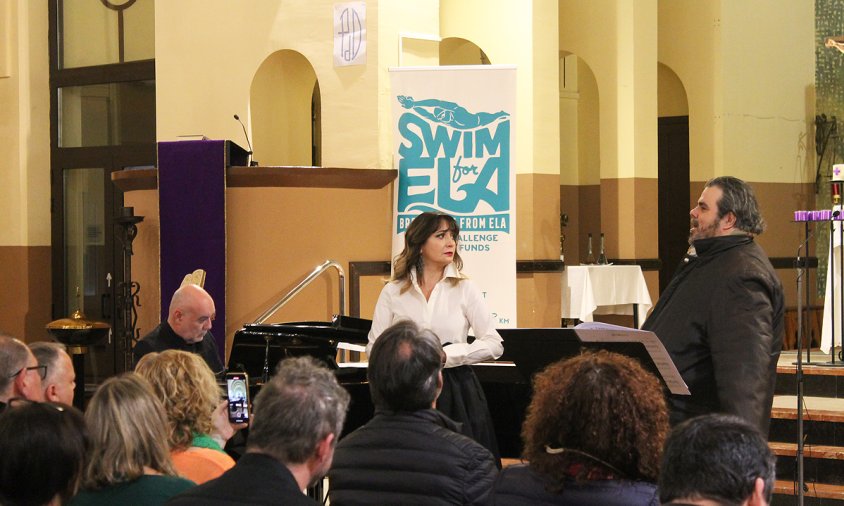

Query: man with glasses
<box><xmin>30</xmin><ymin>341</ymin><xmax>76</xmax><ymax>406</ymax></box>
<box><xmin>132</xmin><ymin>283</ymin><xmax>223</xmax><ymax>376</ymax></box>
<box><xmin>0</xmin><ymin>334</ymin><xmax>46</xmax><ymax>411</ymax></box>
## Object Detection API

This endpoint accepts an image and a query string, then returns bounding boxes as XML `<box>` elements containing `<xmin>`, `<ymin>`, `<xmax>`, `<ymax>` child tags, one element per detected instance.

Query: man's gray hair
<box><xmin>0</xmin><ymin>334</ymin><xmax>31</xmax><ymax>396</ymax></box>
<box><xmin>706</xmin><ymin>176</ymin><xmax>765</xmax><ymax>235</ymax></box>
<box><xmin>247</xmin><ymin>356</ymin><xmax>350</xmax><ymax>465</ymax></box>
<box><xmin>30</xmin><ymin>341</ymin><xmax>67</xmax><ymax>384</ymax></box>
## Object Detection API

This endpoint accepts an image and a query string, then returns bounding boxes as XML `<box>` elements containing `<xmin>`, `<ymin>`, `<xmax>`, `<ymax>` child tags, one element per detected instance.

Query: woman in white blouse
<box><xmin>368</xmin><ymin>212</ymin><xmax>504</xmax><ymax>462</ymax></box>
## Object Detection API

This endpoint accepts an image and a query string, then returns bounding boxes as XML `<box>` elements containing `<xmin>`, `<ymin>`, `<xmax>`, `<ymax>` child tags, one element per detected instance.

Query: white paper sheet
<box><xmin>574</xmin><ymin>322</ymin><xmax>690</xmax><ymax>395</ymax></box>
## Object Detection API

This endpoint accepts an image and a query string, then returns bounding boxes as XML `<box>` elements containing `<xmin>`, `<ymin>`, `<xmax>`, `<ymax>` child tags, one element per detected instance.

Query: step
<box><xmin>772</xmin><ymin>396</ymin><xmax>844</xmax><ymax>422</ymax></box>
<box><xmin>769</xmin><ymin>396</ymin><xmax>844</xmax><ymax>448</ymax></box>
<box><xmin>776</xmin><ymin>351</ymin><xmax>844</xmax><ymax>399</ymax></box>
<box><xmin>772</xmin><ymin>442</ymin><xmax>844</xmax><ymax>487</ymax></box>
<box><xmin>774</xmin><ymin>480</ymin><xmax>844</xmax><ymax>501</ymax></box>
<box><xmin>770</xmin><ymin>441</ymin><xmax>844</xmax><ymax>460</ymax></box>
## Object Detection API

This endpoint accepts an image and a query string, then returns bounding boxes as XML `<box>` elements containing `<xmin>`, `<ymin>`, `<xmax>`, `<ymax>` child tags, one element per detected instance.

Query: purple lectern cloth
<box><xmin>158</xmin><ymin>140</ymin><xmax>226</xmax><ymax>362</ymax></box>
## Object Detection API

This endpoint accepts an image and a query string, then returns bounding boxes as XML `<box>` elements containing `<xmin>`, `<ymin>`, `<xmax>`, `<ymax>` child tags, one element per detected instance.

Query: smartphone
<box><xmin>226</xmin><ymin>372</ymin><xmax>250</xmax><ymax>424</ymax></box>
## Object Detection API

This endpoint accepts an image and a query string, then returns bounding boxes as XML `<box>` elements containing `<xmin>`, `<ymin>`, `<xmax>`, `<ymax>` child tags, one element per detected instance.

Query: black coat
<box><xmin>328</xmin><ymin>409</ymin><xmax>497</xmax><ymax>505</ymax></box>
<box><xmin>166</xmin><ymin>453</ymin><xmax>316</xmax><ymax>506</ymax></box>
<box><xmin>133</xmin><ymin>321</ymin><xmax>224</xmax><ymax>376</ymax></box>
<box><xmin>643</xmin><ymin>235</ymin><xmax>783</xmax><ymax>433</ymax></box>
<box><xmin>491</xmin><ymin>464</ymin><xmax>659</xmax><ymax>506</ymax></box>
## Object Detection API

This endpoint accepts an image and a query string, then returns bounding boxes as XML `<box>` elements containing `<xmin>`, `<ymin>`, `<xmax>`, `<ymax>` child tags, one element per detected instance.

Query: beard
<box><xmin>688</xmin><ymin>218</ymin><xmax>719</xmax><ymax>244</ymax></box>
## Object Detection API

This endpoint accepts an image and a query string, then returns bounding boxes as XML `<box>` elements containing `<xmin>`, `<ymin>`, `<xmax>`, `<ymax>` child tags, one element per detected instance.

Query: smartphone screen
<box><xmin>226</xmin><ymin>372</ymin><xmax>250</xmax><ymax>424</ymax></box>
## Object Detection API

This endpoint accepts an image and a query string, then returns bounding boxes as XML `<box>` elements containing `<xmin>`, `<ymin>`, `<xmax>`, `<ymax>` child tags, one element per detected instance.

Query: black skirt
<box><xmin>437</xmin><ymin>365</ymin><xmax>501</xmax><ymax>466</ymax></box>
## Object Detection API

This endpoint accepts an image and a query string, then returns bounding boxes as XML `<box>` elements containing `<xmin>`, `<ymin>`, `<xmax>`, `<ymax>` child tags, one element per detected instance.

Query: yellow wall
<box><xmin>559</xmin><ymin>0</ymin><xmax>659</xmax><ymax>181</ymax></box>
<box><xmin>250</xmin><ymin>50</ymin><xmax>316</xmax><ymax>166</ymax></box>
<box><xmin>658</xmin><ymin>0</ymin><xmax>814</xmax><ymax>183</ymax></box>
<box><xmin>441</xmin><ymin>0</ymin><xmax>561</xmax><ymax>176</ymax></box>
<box><xmin>155</xmin><ymin>0</ymin><xmax>382</xmax><ymax>170</ymax></box>
<box><xmin>720</xmin><ymin>0</ymin><xmax>815</xmax><ymax>183</ymax></box>
<box><xmin>0</xmin><ymin>0</ymin><xmax>51</xmax><ymax>340</ymax></box>
<box><xmin>658</xmin><ymin>63</ymin><xmax>688</xmax><ymax>117</ymax></box>
<box><xmin>0</xmin><ymin>0</ymin><xmax>50</xmax><ymax>247</ymax></box>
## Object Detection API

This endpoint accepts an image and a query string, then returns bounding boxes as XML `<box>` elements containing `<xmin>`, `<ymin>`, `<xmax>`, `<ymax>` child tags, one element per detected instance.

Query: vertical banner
<box><xmin>389</xmin><ymin>66</ymin><xmax>517</xmax><ymax>328</ymax></box>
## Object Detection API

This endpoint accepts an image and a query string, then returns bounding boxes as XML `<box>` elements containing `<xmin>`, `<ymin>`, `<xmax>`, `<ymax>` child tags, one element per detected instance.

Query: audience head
<box><xmin>82</xmin><ymin>373</ymin><xmax>178</xmax><ymax>489</ymax></box>
<box><xmin>0</xmin><ymin>334</ymin><xmax>45</xmax><ymax>403</ymax></box>
<box><xmin>30</xmin><ymin>341</ymin><xmax>76</xmax><ymax>406</ymax></box>
<box><xmin>367</xmin><ymin>320</ymin><xmax>444</xmax><ymax>412</ymax></box>
<box><xmin>659</xmin><ymin>414</ymin><xmax>775</xmax><ymax>506</ymax></box>
<box><xmin>135</xmin><ymin>349</ymin><xmax>220</xmax><ymax>450</ymax></box>
<box><xmin>167</xmin><ymin>284</ymin><xmax>215</xmax><ymax>344</ymax></box>
<box><xmin>248</xmin><ymin>357</ymin><xmax>349</xmax><ymax>484</ymax></box>
<box><xmin>0</xmin><ymin>400</ymin><xmax>89</xmax><ymax>506</ymax></box>
<box><xmin>522</xmin><ymin>350</ymin><xmax>668</xmax><ymax>486</ymax></box>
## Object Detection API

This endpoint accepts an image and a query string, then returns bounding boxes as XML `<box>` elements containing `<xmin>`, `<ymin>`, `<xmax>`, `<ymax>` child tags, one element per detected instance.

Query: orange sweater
<box><xmin>172</xmin><ymin>447</ymin><xmax>235</xmax><ymax>484</ymax></box>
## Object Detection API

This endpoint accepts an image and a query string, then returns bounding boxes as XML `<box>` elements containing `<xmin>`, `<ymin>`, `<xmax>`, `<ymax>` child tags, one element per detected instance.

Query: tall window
<box><xmin>49</xmin><ymin>0</ymin><xmax>156</xmax><ymax>379</ymax></box>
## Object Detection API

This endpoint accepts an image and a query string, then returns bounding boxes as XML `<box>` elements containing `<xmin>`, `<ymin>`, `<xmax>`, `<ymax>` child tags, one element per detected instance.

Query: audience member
<box><xmin>30</xmin><ymin>341</ymin><xmax>76</xmax><ymax>406</ymax></box>
<box><xmin>0</xmin><ymin>400</ymin><xmax>89</xmax><ymax>506</ymax></box>
<box><xmin>133</xmin><ymin>284</ymin><xmax>223</xmax><ymax>375</ymax></box>
<box><xmin>492</xmin><ymin>351</ymin><xmax>668</xmax><ymax>506</ymax></box>
<box><xmin>329</xmin><ymin>320</ymin><xmax>497</xmax><ymax>506</ymax></box>
<box><xmin>659</xmin><ymin>414</ymin><xmax>776</xmax><ymax>506</ymax></box>
<box><xmin>135</xmin><ymin>350</ymin><xmax>237</xmax><ymax>484</ymax></box>
<box><xmin>70</xmin><ymin>374</ymin><xmax>195</xmax><ymax>505</ymax></box>
<box><xmin>168</xmin><ymin>356</ymin><xmax>350</xmax><ymax>505</ymax></box>
<box><xmin>0</xmin><ymin>334</ymin><xmax>45</xmax><ymax>409</ymax></box>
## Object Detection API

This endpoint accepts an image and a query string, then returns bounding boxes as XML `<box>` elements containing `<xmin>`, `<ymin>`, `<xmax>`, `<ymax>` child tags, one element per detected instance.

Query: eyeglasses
<box><xmin>7</xmin><ymin>365</ymin><xmax>48</xmax><ymax>381</ymax></box>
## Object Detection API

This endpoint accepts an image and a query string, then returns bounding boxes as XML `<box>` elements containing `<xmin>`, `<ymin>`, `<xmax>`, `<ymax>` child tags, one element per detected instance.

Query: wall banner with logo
<box><xmin>389</xmin><ymin>65</ymin><xmax>517</xmax><ymax>328</ymax></box>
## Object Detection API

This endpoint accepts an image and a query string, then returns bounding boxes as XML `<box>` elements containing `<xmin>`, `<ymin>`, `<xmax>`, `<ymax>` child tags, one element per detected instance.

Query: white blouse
<box><xmin>367</xmin><ymin>264</ymin><xmax>504</xmax><ymax>367</ymax></box>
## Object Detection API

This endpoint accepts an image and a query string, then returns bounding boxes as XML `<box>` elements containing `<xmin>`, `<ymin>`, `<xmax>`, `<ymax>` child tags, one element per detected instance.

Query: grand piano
<box><xmin>229</xmin><ymin>315</ymin><xmax>530</xmax><ymax>458</ymax></box>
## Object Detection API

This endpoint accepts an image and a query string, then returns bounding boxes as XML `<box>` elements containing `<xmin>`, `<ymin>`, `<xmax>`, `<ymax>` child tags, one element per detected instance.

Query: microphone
<box><xmin>233</xmin><ymin>114</ymin><xmax>258</xmax><ymax>167</ymax></box>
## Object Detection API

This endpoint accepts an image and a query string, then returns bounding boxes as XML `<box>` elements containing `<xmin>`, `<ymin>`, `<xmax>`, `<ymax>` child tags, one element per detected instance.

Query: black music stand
<box><xmin>498</xmin><ymin>327</ymin><xmax>671</xmax><ymax>391</ymax></box>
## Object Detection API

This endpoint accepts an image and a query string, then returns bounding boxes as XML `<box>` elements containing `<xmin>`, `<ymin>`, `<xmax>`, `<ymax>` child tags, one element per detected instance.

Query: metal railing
<box><xmin>253</xmin><ymin>260</ymin><xmax>345</xmax><ymax>324</ymax></box>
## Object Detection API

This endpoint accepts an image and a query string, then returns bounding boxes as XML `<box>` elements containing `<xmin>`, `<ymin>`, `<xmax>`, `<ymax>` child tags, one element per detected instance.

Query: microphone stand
<box><xmin>233</xmin><ymin>114</ymin><xmax>258</xmax><ymax>167</ymax></box>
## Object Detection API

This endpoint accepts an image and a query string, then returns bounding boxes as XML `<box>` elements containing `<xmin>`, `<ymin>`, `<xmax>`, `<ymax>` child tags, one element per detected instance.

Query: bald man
<box><xmin>133</xmin><ymin>284</ymin><xmax>224</xmax><ymax>375</ymax></box>
<box><xmin>0</xmin><ymin>335</ymin><xmax>45</xmax><ymax>411</ymax></box>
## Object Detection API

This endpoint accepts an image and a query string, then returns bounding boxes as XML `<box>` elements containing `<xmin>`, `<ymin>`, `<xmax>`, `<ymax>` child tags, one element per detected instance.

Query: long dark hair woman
<box><xmin>492</xmin><ymin>350</ymin><xmax>669</xmax><ymax>505</ymax></box>
<box><xmin>367</xmin><ymin>211</ymin><xmax>504</xmax><ymax>462</ymax></box>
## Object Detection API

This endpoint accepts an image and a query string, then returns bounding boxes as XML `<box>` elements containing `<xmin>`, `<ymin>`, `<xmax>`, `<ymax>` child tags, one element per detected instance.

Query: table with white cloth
<box><xmin>561</xmin><ymin>264</ymin><xmax>653</xmax><ymax>328</ymax></box>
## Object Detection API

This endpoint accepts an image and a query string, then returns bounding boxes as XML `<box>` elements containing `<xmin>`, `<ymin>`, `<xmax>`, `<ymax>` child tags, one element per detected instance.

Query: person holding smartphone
<box><xmin>368</xmin><ymin>212</ymin><xmax>503</xmax><ymax>463</ymax></box>
<box><xmin>136</xmin><ymin>350</ymin><xmax>246</xmax><ymax>484</ymax></box>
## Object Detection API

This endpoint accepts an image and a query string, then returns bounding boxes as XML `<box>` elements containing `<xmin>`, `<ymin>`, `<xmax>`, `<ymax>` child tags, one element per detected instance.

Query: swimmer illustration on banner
<box><xmin>389</xmin><ymin>66</ymin><xmax>517</xmax><ymax>328</ymax></box>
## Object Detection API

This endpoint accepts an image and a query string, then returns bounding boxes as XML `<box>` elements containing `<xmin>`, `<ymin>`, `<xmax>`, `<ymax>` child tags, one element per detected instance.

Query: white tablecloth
<box><xmin>561</xmin><ymin>265</ymin><xmax>652</xmax><ymax>328</ymax></box>
<box><xmin>822</xmin><ymin>216</ymin><xmax>843</xmax><ymax>353</ymax></box>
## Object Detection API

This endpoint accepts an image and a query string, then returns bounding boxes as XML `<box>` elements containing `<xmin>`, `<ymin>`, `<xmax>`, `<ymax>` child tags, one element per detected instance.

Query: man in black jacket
<box><xmin>643</xmin><ymin>176</ymin><xmax>783</xmax><ymax>434</ymax></box>
<box><xmin>167</xmin><ymin>356</ymin><xmax>351</xmax><ymax>506</ymax></box>
<box><xmin>132</xmin><ymin>283</ymin><xmax>223</xmax><ymax>375</ymax></box>
<box><xmin>329</xmin><ymin>320</ymin><xmax>497</xmax><ymax>505</ymax></box>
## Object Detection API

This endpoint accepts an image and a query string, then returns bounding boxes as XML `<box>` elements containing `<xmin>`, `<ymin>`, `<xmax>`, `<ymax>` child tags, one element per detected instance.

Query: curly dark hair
<box><xmin>522</xmin><ymin>350</ymin><xmax>668</xmax><ymax>488</ymax></box>
<box><xmin>392</xmin><ymin>212</ymin><xmax>463</xmax><ymax>292</ymax></box>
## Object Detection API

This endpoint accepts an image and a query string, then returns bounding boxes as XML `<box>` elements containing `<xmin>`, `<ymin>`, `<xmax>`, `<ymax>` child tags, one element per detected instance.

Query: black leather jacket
<box><xmin>643</xmin><ymin>235</ymin><xmax>784</xmax><ymax>434</ymax></box>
